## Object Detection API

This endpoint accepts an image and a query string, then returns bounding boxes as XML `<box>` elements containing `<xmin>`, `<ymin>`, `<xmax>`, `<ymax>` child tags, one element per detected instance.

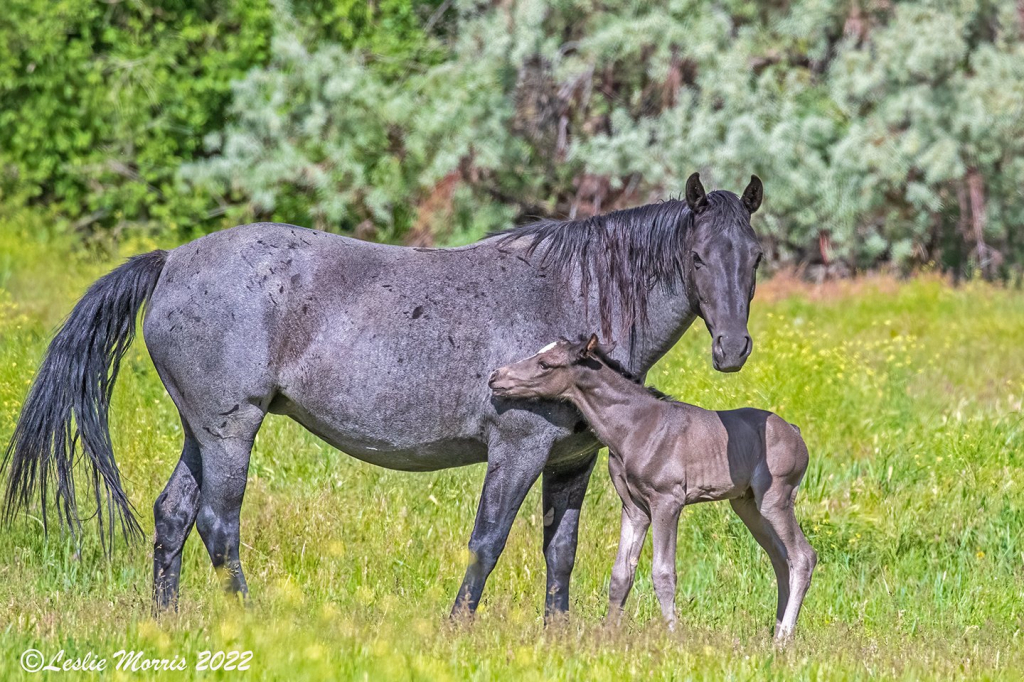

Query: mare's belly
<box><xmin>269</xmin><ymin>393</ymin><xmax>488</xmax><ymax>471</ymax></box>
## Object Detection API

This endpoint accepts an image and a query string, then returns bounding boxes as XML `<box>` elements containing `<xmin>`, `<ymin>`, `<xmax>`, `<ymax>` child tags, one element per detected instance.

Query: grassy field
<box><xmin>2</xmin><ymin>221</ymin><xmax>1024</xmax><ymax>680</ymax></box>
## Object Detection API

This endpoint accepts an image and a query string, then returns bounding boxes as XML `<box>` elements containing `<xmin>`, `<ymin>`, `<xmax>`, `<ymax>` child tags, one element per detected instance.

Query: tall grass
<box><xmin>2</xmin><ymin>223</ymin><xmax>1023</xmax><ymax>680</ymax></box>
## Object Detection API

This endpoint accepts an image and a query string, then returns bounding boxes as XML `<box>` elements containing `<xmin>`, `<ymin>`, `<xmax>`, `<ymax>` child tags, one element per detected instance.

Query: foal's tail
<box><xmin>2</xmin><ymin>250</ymin><xmax>168</xmax><ymax>549</ymax></box>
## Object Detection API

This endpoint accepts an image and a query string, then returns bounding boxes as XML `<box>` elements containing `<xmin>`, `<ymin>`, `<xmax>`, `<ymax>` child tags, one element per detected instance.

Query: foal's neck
<box><xmin>565</xmin><ymin>363</ymin><xmax>665</xmax><ymax>455</ymax></box>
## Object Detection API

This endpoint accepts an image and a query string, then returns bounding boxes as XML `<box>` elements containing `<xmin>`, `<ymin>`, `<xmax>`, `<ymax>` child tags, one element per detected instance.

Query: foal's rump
<box><xmin>763</xmin><ymin>413</ymin><xmax>809</xmax><ymax>483</ymax></box>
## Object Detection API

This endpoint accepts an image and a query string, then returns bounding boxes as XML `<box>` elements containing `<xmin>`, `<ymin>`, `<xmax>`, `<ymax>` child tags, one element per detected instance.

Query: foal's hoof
<box><xmin>603</xmin><ymin>613</ymin><xmax>624</xmax><ymax>629</ymax></box>
<box><xmin>773</xmin><ymin>629</ymin><xmax>795</xmax><ymax>646</ymax></box>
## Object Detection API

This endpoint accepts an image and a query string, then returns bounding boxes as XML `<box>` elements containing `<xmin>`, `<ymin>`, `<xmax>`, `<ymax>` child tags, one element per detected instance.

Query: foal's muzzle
<box><xmin>712</xmin><ymin>331</ymin><xmax>752</xmax><ymax>373</ymax></box>
<box><xmin>488</xmin><ymin>369</ymin><xmax>512</xmax><ymax>394</ymax></box>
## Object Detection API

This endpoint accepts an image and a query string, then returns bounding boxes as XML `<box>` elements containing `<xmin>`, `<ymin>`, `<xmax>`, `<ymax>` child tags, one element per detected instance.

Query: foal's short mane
<box><xmin>589</xmin><ymin>346</ymin><xmax>676</xmax><ymax>403</ymax></box>
<box><xmin>494</xmin><ymin>198</ymin><xmax>702</xmax><ymax>342</ymax></box>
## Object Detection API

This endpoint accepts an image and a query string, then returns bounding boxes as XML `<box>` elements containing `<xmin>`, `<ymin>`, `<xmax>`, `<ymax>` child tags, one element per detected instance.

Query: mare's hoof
<box><xmin>448</xmin><ymin>601</ymin><xmax>477</xmax><ymax>624</ymax></box>
<box><xmin>543</xmin><ymin>611</ymin><xmax>570</xmax><ymax>628</ymax></box>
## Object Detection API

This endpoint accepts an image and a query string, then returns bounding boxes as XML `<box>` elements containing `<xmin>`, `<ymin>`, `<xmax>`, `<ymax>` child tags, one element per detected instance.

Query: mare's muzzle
<box><xmin>712</xmin><ymin>330</ymin><xmax>752</xmax><ymax>373</ymax></box>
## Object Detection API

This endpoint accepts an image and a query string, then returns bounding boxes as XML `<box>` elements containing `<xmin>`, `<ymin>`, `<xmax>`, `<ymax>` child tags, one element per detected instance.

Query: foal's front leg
<box><xmin>607</xmin><ymin>505</ymin><xmax>650</xmax><ymax>622</ymax></box>
<box><xmin>650</xmin><ymin>503</ymin><xmax>683</xmax><ymax>629</ymax></box>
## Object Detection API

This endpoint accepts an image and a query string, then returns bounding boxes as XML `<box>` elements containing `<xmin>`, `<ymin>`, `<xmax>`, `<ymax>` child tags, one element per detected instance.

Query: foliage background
<box><xmin>3</xmin><ymin>1</ymin><xmax>1023</xmax><ymax>273</ymax></box>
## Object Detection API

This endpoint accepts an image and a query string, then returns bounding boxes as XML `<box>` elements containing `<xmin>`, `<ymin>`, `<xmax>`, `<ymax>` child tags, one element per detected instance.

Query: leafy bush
<box><xmin>5</xmin><ymin>0</ymin><xmax>1024</xmax><ymax>274</ymax></box>
<box><xmin>186</xmin><ymin>0</ymin><xmax>1024</xmax><ymax>273</ymax></box>
<box><xmin>0</xmin><ymin>0</ymin><xmax>444</xmax><ymax>239</ymax></box>
<box><xmin>0</xmin><ymin>0</ymin><xmax>277</xmax><ymax>234</ymax></box>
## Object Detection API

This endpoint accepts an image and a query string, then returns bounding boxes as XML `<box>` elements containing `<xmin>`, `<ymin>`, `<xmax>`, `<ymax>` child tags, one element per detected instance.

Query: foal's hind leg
<box><xmin>759</xmin><ymin>486</ymin><xmax>817</xmax><ymax>640</ymax></box>
<box><xmin>729</xmin><ymin>495</ymin><xmax>790</xmax><ymax>633</ymax></box>
<box><xmin>191</xmin><ymin>404</ymin><xmax>265</xmax><ymax>600</ymax></box>
<box><xmin>153</xmin><ymin>427</ymin><xmax>202</xmax><ymax>612</ymax></box>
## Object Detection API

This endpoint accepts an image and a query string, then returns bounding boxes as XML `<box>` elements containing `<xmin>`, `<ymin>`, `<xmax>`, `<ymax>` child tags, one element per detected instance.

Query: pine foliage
<box><xmin>4</xmin><ymin>1</ymin><xmax>1024</xmax><ymax>274</ymax></box>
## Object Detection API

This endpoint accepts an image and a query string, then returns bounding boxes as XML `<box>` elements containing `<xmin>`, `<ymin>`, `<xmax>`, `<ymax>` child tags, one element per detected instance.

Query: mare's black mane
<box><xmin>495</xmin><ymin>192</ymin><xmax>745</xmax><ymax>343</ymax></box>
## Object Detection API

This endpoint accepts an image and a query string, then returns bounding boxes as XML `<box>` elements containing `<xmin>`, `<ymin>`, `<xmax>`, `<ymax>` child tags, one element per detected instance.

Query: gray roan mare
<box><xmin>489</xmin><ymin>335</ymin><xmax>816</xmax><ymax>639</ymax></box>
<box><xmin>2</xmin><ymin>172</ymin><xmax>764</xmax><ymax>618</ymax></box>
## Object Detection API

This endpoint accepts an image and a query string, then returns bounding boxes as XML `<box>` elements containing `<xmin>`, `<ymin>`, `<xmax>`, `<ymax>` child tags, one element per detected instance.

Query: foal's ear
<box><xmin>685</xmin><ymin>172</ymin><xmax>709</xmax><ymax>214</ymax></box>
<box><xmin>576</xmin><ymin>334</ymin><xmax>600</xmax><ymax>361</ymax></box>
<box><xmin>741</xmin><ymin>175</ymin><xmax>763</xmax><ymax>214</ymax></box>
<box><xmin>580</xmin><ymin>334</ymin><xmax>615</xmax><ymax>360</ymax></box>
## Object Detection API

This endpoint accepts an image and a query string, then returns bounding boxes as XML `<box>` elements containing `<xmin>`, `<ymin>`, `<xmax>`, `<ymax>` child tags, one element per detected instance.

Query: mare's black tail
<box><xmin>2</xmin><ymin>250</ymin><xmax>168</xmax><ymax>549</ymax></box>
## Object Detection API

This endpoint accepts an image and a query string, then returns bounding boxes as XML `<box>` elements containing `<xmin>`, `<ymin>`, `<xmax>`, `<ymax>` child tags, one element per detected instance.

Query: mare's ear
<box><xmin>685</xmin><ymin>172</ymin><xmax>708</xmax><ymax>214</ymax></box>
<box><xmin>741</xmin><ymin>175</ymin><xmax>763</xmax><ymax>214</ymax></box>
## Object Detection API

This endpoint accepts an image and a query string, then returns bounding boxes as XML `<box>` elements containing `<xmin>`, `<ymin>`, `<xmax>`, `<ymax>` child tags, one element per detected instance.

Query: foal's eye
<box><xmin>539</xmin><ymin>361</ymin><xmax>553</xmax><ymax>370</ymax></box>
<box><xmin>692</xmin><ymin>252</ymin><xmax>705</xmax><ymax>269</ymax></box>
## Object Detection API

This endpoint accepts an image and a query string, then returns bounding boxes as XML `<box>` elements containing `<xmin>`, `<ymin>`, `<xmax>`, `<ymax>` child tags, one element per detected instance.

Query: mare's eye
<box><xmin>692</xmin><ymin>252</ymin><xmax>705</xmax><ymax>269</ymax></box>
<box><xmin>754</xmin><ymin>253</ymin><xmax>764</xmax><ymax>269</ymax></box>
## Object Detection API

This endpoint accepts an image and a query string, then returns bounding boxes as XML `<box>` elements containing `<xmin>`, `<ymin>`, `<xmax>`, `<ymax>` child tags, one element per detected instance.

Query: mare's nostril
<box><xmin>714</xmin><ymin>334</ymin><xmax>724</xmax><ymax>355</ymax></box>
<box><xmin>743</xmin><ymin>335</ymin><xmax>752</xmax><ymax>357</ymax></box>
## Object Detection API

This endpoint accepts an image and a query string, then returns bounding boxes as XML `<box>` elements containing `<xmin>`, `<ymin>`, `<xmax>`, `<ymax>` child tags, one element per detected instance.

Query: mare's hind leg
<box><xmin>759</xmin><ymin>485</ymin><xmax>817</xmax><ymax>640</ymax></box>
<box><xmin>729</xmin><ymin>495</ymin><xmax>790</xmax><ymax>634</ymax></box>
<box><xmin>191</xmin><ymin>403</ymin><xmax>265</xmax><ymax>599</ymax></box>
<box><xmin>153</xmin><ymin>426</ymin><xmax>203</xmax><ymax>612</ymax></box>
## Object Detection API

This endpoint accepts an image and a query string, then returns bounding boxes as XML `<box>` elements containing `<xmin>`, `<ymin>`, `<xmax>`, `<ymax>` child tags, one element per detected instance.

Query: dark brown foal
<box><xmin>490</xmin><ymin>335</ymin><xmax>816</xmax><ymax>640</ymax></box>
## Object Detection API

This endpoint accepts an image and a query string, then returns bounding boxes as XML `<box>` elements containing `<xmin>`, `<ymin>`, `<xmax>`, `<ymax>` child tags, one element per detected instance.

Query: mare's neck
<box><xmin>595</xmin><ymin>221</ymin><xmax>698</xmax><ymax>376</ymax></box>
<box><xmin>565</xmin><ymin>364</ymin><xmax>664</xmax><ymax>455</ymax></box>
<box><xmin>628</xmin><ymin>283</ymin><xmax>698</xmax><ymax>374</ymax></box>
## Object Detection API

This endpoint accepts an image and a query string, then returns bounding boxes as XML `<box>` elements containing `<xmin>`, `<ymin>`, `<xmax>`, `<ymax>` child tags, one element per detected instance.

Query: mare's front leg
<box><xmin>650</xmin><ymin>503</ymin><xmax>683</xmax><ymax>629</ymax></box>
<box><xmin>541</xmin><ymin>452</ymin><xmax>598</xmax><ymax>619</ymax></box>
<box><xmin>451</xmin><ymin>435</ymin><xmax>550</xmax><ymax>617</ymax></box>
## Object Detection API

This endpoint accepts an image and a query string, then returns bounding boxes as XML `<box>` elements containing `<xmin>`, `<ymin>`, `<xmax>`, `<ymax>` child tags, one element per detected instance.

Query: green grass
<box><xmin>2</xmin><ymin>220</ymin><xmax>1024</xmax><ymax>680</ymax></box>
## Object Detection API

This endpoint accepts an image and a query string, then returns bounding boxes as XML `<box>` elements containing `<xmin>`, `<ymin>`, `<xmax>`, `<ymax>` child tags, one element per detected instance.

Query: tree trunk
<box><xmin>963</xmin><ymin>168</ymin><xmax>1002</xmax><ymax>278</ymax></box>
